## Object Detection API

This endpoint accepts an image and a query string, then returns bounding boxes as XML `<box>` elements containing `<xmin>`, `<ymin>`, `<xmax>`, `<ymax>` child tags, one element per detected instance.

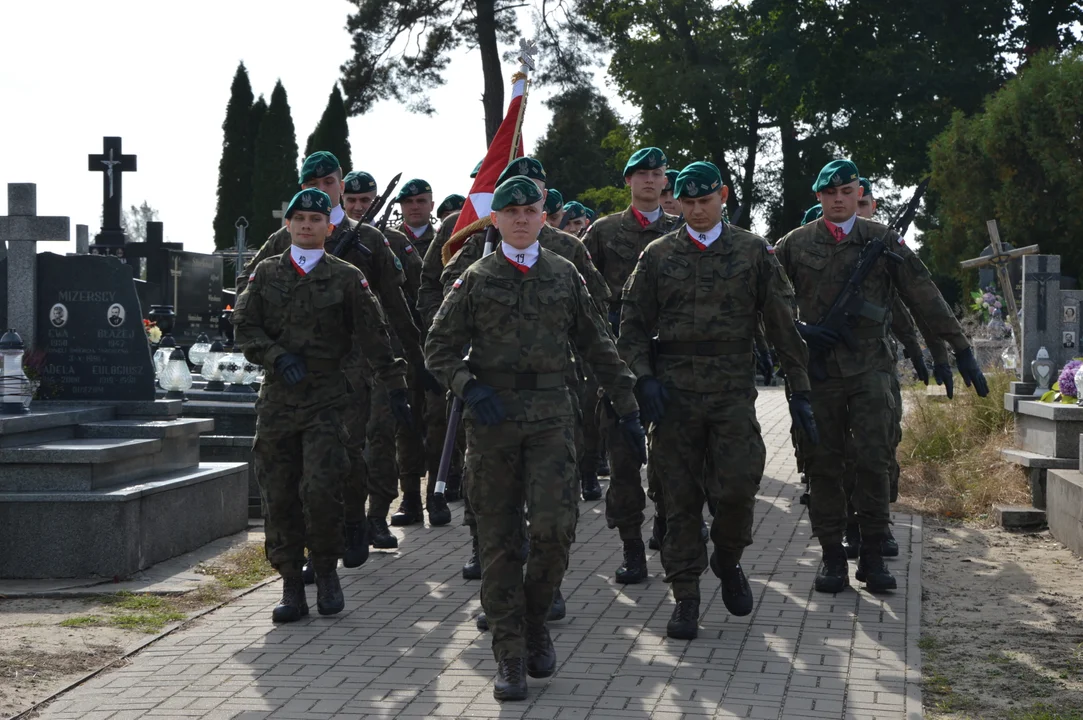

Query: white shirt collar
<box><xmin>289</xmin><ymin>245</ymin><xmax>325</xmax><ymax>275</ymax></box>
<box><xmin>330</xmin><ymin>205</ymin><xmax>346</xmax><ymax>227</ymax></box>
<box><xmin>686</xmin><ymin>222</ymin><xmax>724</xmax><ymax>248</ymax></box>
<box><xmin>835</xmin><ymin>213</ymin><xmax>857</xmax><ymax>235</ymax></box>
<box><xmin>406</xmin><ymin>223</ymin><xmax>430</xmax><ymax>239</ymax></box>
<box><xmin>640</xmin><ymin>206</ymin><xmax>662</xmax><ymax>223</ymax></box>
<box><xmin>501</xmin><ymin>240</ymin><xmax>540</xmax><ymax>270</ymax></box>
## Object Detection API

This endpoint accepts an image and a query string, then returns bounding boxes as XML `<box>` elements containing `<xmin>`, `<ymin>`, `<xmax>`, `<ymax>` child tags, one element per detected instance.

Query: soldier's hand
<box><xmin>463</xmin><ymin>380</ymin><xmax>506</xmax><ymax>426</ymax></box>
<box><xmin>757</xmin><ymin>349</ymin><xmax>774</xmax><ymax>386</ymax></box>
<box><xmin>796</xmin><ymin>322</ymin><xmax>841</xmax><ymax>352</ymax></box>
<box><xmin>618</xmin><ymin>411</ymin><xmax>648</xmax><ymax>465</ymax></box>
<box><xmin>955</xmin><ymin>347</ymin><xmax>989</xmax><ymax>397</ymax></box>
<box><xmin>907</xmin><ymin>348</ymin><xmax>930</xmax><ymax>384</ymax></box>
<box><xmin>788</xmin><ymin>391</ymin><xmax>819</xmax><ymax>446</ymax></box>
<box><xmin>634</xmin><ymin>376</ymin><xmax>669</xmax><ymax>424</ymax></box>
<box><xmin>389</xmin><ymin>387</ymin><xmax>414</xmax><ymax>428</ymax></box>
<box><xmin>933</xmin><ymin>362</ymin><xmax>955</xmax><ymax>399</ymax></box>
<box><xmin>273</xmin><ymin>353</ymin><xmax>307</xmax><ymax>386</ymax></box>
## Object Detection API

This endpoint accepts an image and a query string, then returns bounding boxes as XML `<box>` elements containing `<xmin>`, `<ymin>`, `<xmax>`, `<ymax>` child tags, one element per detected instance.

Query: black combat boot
<box><xmin>814</xmin><ymin>543</ymin><xmax>851</xmax><ymax>594</ymax></box>
<box><xmin>549</xmin><ymin>588</ymin><xmax>566</xmax><ymax>621</ymax></box>
<box><xmin>368</xmin><ymin>516</ymin><xmax>398</xmax><ymax>549</ymax></box>
<box><xmin>342</xmin><ymin>521</ymin><xmax>369</xmax><ymax>568</ymax></box>
<box><xmin>666</xmin><ymin>598</ymin><xmax>700</xmax><ymax>640</ymax></box>
<box><xmin>597</xmin><ymin>453</ymin><xmax>611</xmax><ymax>477</ymax></box>
<box><xmin>301</xmin><ymin>554</ymin><xmax>315</xmax><ymax>585</ymax></box>
<box><xmin>427</xmin><ymin>492</ymin><xmax>452</xmax><ymax>527</ymax></box>
<box><xmin>445</xmin><ymin>471</ymin><xmax>462</xmax><ymax>502</ymax></box>
<box><xmin>648</xmin><ymin>514</ymin><xmax>667</xmax><ymax>550</ymax></box>
<box><xmin>711</xmin><ymin>550</ymin><xmax>754</xmax><ymax>617</ymax></box>
<box><xmin>462</xmin><ymin>536</ymin><xmax>482</xmax><ymax>580</ymax></box>
<box><xmin>315</xmin><ymin>567</ymin><xmax>345</xmax><ymax>615</ymax></box>
<box><xmin>390</xmin><ymin>491</ymin><xmax>423</xmax><ymax>526</ymax></box>
<box><xmin>271</xmin><ymin>575</ymin><xmax>309</xmax><ymax>623</ymax></box>
<box><xmin>525</xmin><ymin>624</ymin><xmax>556</xmax><ymax>678</ymax></box>
<box><xmin>842</xmin><ymin>523</ymin><xmax>861</xmax><ymax>560</ymax></box>
<box><xmin>856</xmin><ymin>537</ymin><xmax>898</xmax><ymax>592</ymax></box>
<box><xmin>493</xmin><ymin>657</ymin><xmax>528</xmax><ymax>701</ymax></box>
<box><xmin>881</xmin><ymin>527</ymin><xmax>900</xmax><ymax>557</ymax></box>
<box><xmin>615</xmin><ymin>538</ymin><xmax>647</xmax><ymax>584</ymax></box>
<box><xmin>581</xmin><ymin>470</ymin><xmax>602</xmax><ymax>501</ymax></box>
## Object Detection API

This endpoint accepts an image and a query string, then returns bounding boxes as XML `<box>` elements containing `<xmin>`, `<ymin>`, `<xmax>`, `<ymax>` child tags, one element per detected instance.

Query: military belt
<box><xmin>656</xmin><ymin>340</ymin><xmax>752</xmax><ymax>356</ymax></box>
<box><xmin>852</xmin><ymin>326</ymin><xmax>887</xmax><ymax>340</ymax></box>
<box><xmin>472</xmin><ymin>370</ymin><xmax>566</xmax><ymax>390</ymax></box>
<box><xmin>304</xmin><ymin>357</ymin><xmax>342</xmax><ymax>373</ymax></box>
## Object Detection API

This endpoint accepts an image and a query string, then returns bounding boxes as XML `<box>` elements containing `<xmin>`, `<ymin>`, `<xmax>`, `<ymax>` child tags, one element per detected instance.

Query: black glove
<box><xmin>634</xmin><ymin>376</ymin><xmax>670</xmax><ymax>424</ymax></box>
<box><xmin>933</xmin><ymin>362</ymin><xmax>955</xmax><ymax>399</ymax></box>
<box><xmin>757</xmin><ymin>349</ymin><xmax>774</xmax><ymax>386</ymax></box>
<box><xmin>607</xmin><ymin>308</ymin><xmax>621</xmax><ymax>337</ymax></box>
<box><xmin>273</xmin><ymin>353</ymin><xmax>307</xmax><ymax>386</ymax></box>
<box><xmin>416</xmin><ymin>364</ymin><xmax>443</xmax><ymax>395</ymax></box>
<box><xmin>907</xmin><ymin>347</ymin><xmax>929</xmax><ymax>384</ymax></box>
<box><xmin>618</xmin><ymin>411</ymin><xmax>648</xmax><ymax>465</ymax></box>
<box><xmin>796</xmin><ymin>322</ymin><xmax>841</xmax><ymax>352</ymax></box>
<box><xmin>389</xmin><ymin>387</ymin><xmax>414</xmax><ymax>428</ymax></box>
<box><xmin>789</xmin><ymin>391</ymin><xmax>819</xmax><ymax>446</ymax></box>
<box><xmin>955</xmin><ymin>347</ymin><xmax>989</xmax><ymax>397</ymax></box>
<box><xmin>463</xmin><ymin>380</ymin><xmax>506</xmax><ymax>426</ymax></box>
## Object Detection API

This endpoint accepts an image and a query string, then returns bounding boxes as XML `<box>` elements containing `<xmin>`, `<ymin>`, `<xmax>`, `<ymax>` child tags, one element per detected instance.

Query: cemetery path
<box><xmin>30</xmin><ymin>388</ymin><xmax>922</xmax><ymax>720</ymax></box>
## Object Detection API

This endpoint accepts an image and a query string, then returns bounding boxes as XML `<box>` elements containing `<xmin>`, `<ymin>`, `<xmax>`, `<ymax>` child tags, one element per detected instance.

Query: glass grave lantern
<box><xmin>188</xmin><ymin>333</ymin><xmax>212</xmax><ymax>368</ymax></box>
<box><xmin>201</xmin><ymin>340</ymin><xmax>227</xmax><ymax>392</ymax></box>
<box><xmin>0</xmin><ymin>329</ymin><xmax>32</xmax><ymax>414</ymax></box>
<box><xmin>159</xmin><ymin>348</ymin><xmax>194</xmax><ymax>399</ymax></box>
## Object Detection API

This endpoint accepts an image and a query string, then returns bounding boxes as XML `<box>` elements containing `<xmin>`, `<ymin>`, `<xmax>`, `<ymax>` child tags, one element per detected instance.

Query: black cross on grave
<box><xmin>88</xmin><ymin>136</ymin><xmax>137</xmax><ymax>247</ymax></box>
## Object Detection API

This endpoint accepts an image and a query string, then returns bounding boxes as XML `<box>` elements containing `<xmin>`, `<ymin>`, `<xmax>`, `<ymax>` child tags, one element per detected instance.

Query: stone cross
<box><xmin>959</xmin><ymin>220</ymin><xmax>1038</xmax><ymax>370</ymax></box>
<box><xmin>235</xmin><ymin>217</ymin><xmax>249</xmax><ymax>281</ymax></box>
<box><xmin>1020</xmin><ymin>255</ymin><xmax>1064</xmax><ymax>382</ymax></box>
<box><xmin>0</xmin><ymin>184</ymin><xmax>70</xmax><ymax>350</ymax></box>
<box><xmin>271</xmin><ymin>201</ymin><xmax>289</xmax><ymax>224</ymax></box>
<box><xmin>88</xmin><ymin>136</ymin><xmax>137</xmax><ymax>247</ymax></box>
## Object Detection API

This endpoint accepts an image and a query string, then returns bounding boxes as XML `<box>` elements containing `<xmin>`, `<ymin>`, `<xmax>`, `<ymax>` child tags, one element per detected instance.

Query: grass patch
<box><xmin>98</xmin><ymin>592</ymin><xmax>187</xmax><ymax>634</ymax></box>
<box><xmin>195</xmin><ymin>542</ymin><xmax>274</xmax><ymax>590</ymax></box>
<box><xmin>59</xmin><ymin>616</ymin><xmax>104</xmax><ymax>628</ymax></box>
<box><xmin>898</xmin><ymin>371</ymin><xmax>1029</xmax><ymax>520</ymax></box>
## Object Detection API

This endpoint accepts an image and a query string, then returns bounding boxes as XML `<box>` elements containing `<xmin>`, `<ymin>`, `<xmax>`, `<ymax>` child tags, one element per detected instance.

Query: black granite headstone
<box><xmin>169</xmin><ymin>251</ymin><xmax>224</xmax><ymax>343</ymax></box>
<box><xmin>35</xmin><ymin>253</ymin><xmax>155</xmax><ymax>400</ymax></box>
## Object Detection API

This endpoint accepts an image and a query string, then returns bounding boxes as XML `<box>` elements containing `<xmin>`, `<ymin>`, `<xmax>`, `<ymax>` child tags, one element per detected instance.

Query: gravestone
<box><xmin>1020</xmin><ymin>255</ymin><xmax>1064</xmax><ymax>381</ymax></box>
<box><xmin>87</xmin><ymin>136</ymin><xmax>137</xmax><ymax>247</ymax></box>
<box><xmin>75</xmin><ymin>224</ymin><xmax>89</xmax><ymax>254</ymax></box>
<box><xmin>36</xmin><ymin>253</ymin><xmax>155</xmax><ymax>401</ymax></box>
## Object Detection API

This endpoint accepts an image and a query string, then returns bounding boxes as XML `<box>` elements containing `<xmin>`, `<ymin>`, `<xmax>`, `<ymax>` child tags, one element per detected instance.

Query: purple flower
<box><xmin>983</xmin><ymin>292</ymin><xmax>995</xmax><ymax>303</ymax></box>
<box><xmin>1059</xmin><ymin>360</ymin><xmax>1083</xmax><ymax>397</ymax></box>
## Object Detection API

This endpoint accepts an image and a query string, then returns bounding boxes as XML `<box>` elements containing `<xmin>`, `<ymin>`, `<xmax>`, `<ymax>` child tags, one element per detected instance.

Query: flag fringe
<box><xmin>442</xmin><ymin>216</ymin><xmax>493</xmax><ymax>265</ymax></box>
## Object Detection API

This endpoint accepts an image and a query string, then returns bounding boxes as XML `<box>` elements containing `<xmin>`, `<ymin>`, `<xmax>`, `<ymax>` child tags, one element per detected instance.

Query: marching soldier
<box><xmin>583</xmin><ymin>146</ymin><xmax>681</xmax><ymax>585</ymax></box>
<box><xmin>618</xmin><ymin>161</ymin><xmax>817</xmax><ymax>638</ymax></box>
<box><xmin>397</xmin><ymin>179</ymin><xmax>438</xmax><ymax>260</ymax></box>
<box><xmin>426</xmin><ymin>176</ymin><xmax>646</xmax><ymax>701</ymax></box>
<box><xmin>437</xmin><ymin>194</ymin><xmax>466</xmax><ymax>221</ymax></box>
<box><xmin>233</xmin><ymin>188</ymin><xmax>409</xmax><ymax>622</ymax></box>
<box><xmin>775</xmin><ymin>160</ymin><xmax>988</xmax><ymax>596</ymax></box>
<box><xmin>544</xmin><ymin>189</ymin><xmax>565</xmax><ymax>227</ymax></box>
<box><xmin>660</xmin><ymin>169</ymin><xmax>681</xmax><ymax>215</ymax></box>
<box><xmin>560</xmin><ymin>202</ymin><xmax>589</xmax><ymax>236</ymax></box>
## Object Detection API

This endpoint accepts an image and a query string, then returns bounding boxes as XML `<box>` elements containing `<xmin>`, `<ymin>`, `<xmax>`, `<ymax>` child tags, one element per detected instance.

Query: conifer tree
<box><xmin>305</xmin><ymin>85</ymin><xmax>352</xmax><ymax>173</ymax></box>
<box><xmin>212</xmin><ymin>62</ymin><xmax>255</xmax><ymax>251</ymax></box>
<box><xmin>250</xmin><ymin>80</ymin><xmax>299</xmax><ymax>248</ymax></box>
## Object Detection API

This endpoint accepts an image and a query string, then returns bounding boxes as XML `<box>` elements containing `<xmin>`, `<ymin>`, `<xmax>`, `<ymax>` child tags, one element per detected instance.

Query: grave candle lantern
<box><xmin>201</xmin><ymin>340</ymin><xmax>227</xmax><ymax>392</ymax></box>
<box><xmin>0</xmin><ymin>329</ymin><xmax>32</xmax><ymax>414</ymax></box>
<box><xmin>159</xmin><ymin>348</ymin><xmax>193</xmax><ymax>399</ymax></box>
<box><xmin>152</xmin><ymin>334</ymin><xmax>178</xmax><ymax>377</ymax></box>
<box><xmin>1031</xmin><ymin>346</ymin><xmax>1055</xmax><ymax>395</ymax></box>
<box><xmin>188</xmin><ymin>333</ymin><xmax>212</xmax><ymax>367</ymax></box>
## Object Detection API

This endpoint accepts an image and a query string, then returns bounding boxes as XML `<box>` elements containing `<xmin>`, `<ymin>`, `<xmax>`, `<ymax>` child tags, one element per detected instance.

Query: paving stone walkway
<box><xmin>33</xmin><ymin>387</ymin><xmax>922</xmax><ymax>720</ymax></box>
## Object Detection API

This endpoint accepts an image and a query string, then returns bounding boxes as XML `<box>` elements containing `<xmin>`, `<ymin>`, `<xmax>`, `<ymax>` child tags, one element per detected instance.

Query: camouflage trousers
<box><xmin>400</xmin><ymin>387</ymin><xmax>456</xmax><ymax>496</ymax></box>
<box><xmin>366</xmin><ymin>381</ymin><xmax>416</xmax><ymax>519</ymax></box>
<box><xmin>652</xmin><ymin>388</ymin><xmax>765</xmax><ymax>600</ymax></box>
<box><xmin>253</xmin><ymin>398</ymin><xmax>353</xmax><ymax>574</ymax></box>
<box><xmin>578</xmin><ymin>370</ymin><xmax>602</xmax><ymax>479</ymax></box>
<box><xmin>843</xmin><ymin>371</ymin><xmax>904</xmax><ymax>516</ymax></box>
<box><xmin>467</xmin><ymin>416</ymin><xmax>578</xmax><ymax>662</ymax></box>
<box><xmin>342</xmin><ymin>383</ymin><xmax>372</xmax><ymax>525</ymax></box>
<box><xmin>806</xmin><ymin>371</ymin><xmax>895</xmax><ymax>545</ymax></box>
<box><xmin>602</xmin><ymin>396</ymin><xmax>651</xmax><ymax>540</ymax></box>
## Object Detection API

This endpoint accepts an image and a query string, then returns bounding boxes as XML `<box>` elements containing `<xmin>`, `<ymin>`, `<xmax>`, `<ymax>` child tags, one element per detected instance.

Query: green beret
<box><xmin>491</xmin><ymin>176</ymin><xmax>543</xmax><ymax>211</ymax></box>
<box><xmin>497</xmin><ymin>157</ymin><xmax>547</xmax><ymax>186</ymax></box>
<box><xmin>812</xmin><ymin>159</ymin><xmax>860</xmax><ymax>192</ymax></box>
<box><xmin>343</xmin><ymin>171</ymin><xmax>377</xmax><ymax>195</ymax></box>
<box><xmin>663</xmin><ymin>169</ymin><xmax>680</xmax><ymax>193</ymax></box>
<box><xmin>584</xmin><ymin>208</ymin><xmax>596</xmax><ymax>220</ymax></box>
<box><xmin>859</xmin><ymin>177</ymin><xmax>873</xmax><ymax>198</ymax></box>
<box><xmin>802</xmin><ymin>204</ymin><xmax>824</xmax><ymax>224</ymax></box>
<box><xmin>561</xmin><ymin>201</ymin><xmax>586</xmax><ymax>221</ymax></box>
<box><xmin>470</xmin><ymin>160</ymin><xmax>483</xmax><ymax>179</ymax></box>
<box><xmin>674</xmin><ymin>161</ymin><xmax>723</xmax><ymax>199</ymax></box>
<box><xmin>285</xmin><ymin>188</ymin><xmax>332</xmax><ymax>219</ymax></box>
<box><xmin>544</xmin><ymin>189</ymin><xmax>564</xmax><ymax>215</ymax></box>
<box><xmin>624</xmin><ymin>147</ymin><xmax>667</xmax><ymax>176</ymax></box>
<box><xmin>396</xmin><ymin>179</ymin><xmax>433</xmax><ymax>202</ymax></box>
<box><xmin>299</xmin><ymin>151</ymin><xmax>341</xmax><ymax>184</ymax></box>
<box><xmin>437</xmin><ymin>194</ymin><xmax>465</xmax><ymax>216</ymax></box>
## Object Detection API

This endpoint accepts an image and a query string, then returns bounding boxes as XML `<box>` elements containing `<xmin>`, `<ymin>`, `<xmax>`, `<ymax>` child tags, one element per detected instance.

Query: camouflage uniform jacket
<box><xmin>619</xmin><ymin>223</ymin><xmax>811</xmax><ymax>394</ymax></box>
<box><xmin>441</xmin><ymin>224</ymin><xmax>610</xmax><ymax>314</ymax></box>
<box><xmin>383</xmin><ymin>226</ymin><xmax>423</xmax><ymax>306</ymax></box>
<box><xmin>891</xmin><ymin>297</ymin><xmax>951</xmax><ymax>365</ymax></box>
<box><xmin>583</xmin><ymin>206</ymin><xmax>681</xmax><ymax>314</ymax></box>
<box><xmin>400</xmin><ymin>223</ymin><xmax>437</xmax><ymax>264</ymax></box>
<box><xmin>774</xmin><ymin>217</ymin><xmax>969</xmax><ymax>379</ymax></box>
<box><xmin>417</xmin><ymin>211</ymin><xmax>460</xmax><ymax>331</ymax></box>
<box><xmin>426</xmin><ymin>246</ymin><xmax>638</xmax><ymax>423</ymax></box>
<box><xmin>233</xmin><ymin>251</ymin><xmax>407</xmax><ymax>409</ymax></box>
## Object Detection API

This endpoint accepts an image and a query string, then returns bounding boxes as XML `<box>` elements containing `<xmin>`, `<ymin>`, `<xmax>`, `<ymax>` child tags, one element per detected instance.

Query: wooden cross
<box><xmin>958</xmin><ymin>220</ymin><xmax>1039</xmax><ymax>369</ymax></box>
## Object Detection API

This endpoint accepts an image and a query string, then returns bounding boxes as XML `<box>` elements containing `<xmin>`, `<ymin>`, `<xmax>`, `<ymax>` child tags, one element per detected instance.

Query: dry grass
<box><xmin>195</xmin><ymin>542</ymin><xmax>274</xmax><ymax>590</ymax></box>
<box><xmin>897</xmin><ymin>371</ymin><xmax>1030</xmax><ymax>521</ymax></box>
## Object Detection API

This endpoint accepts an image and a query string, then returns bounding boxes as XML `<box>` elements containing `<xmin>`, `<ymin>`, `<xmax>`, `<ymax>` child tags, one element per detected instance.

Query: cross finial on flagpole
<box><xmin>518</xmin><ymin>38</ymin><xmax>537</xmax><ymax>71</ymax></box>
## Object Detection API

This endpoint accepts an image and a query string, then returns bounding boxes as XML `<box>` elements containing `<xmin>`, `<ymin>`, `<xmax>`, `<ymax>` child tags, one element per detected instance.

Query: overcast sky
<box><xmin>0</xmin><ymin>0</ymin><xmax>624</xmax><ymax>256</ymax></box>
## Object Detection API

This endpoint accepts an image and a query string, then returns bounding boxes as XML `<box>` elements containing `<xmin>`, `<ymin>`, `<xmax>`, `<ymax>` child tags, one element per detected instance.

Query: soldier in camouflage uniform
<box><xmin>660</xmin><ymin>169</ymin><xmax>681</xmax><ymax>216</ymax></box>
<box><xmin>583</xmin><ymin>147</ymin><xmax>682</xmax><ymax>585</ymax></box>
<box><xmin>238</xmin><ymin>153</ymin><xmax>426</xmax><ymax>563</ymax></box>
<box><xmin>437</xmin><ymin>194</ymin><xmax>466</xmax><ymax>221</ymax></box>
<box><xmin>560</xmin><ymin>201</ymin><xmax>589</xmax><ymax>236</ymax></box>
<box><xmin>619</xmin><ymin>161</ymin><xmax>818</xmax><ymax>638</ymax></box>
<box><xmin>775</xmin><ymin>160</ymin><xmax>988</xmax><ymax>595</ymax></box>
<box><xmin>543</xmin><ymin>189</ymin><xmax>564</xmax><ymax>228</ymax></box>
<box><xmin>233</xmin><ymin>188</ymin><xmax>409</xmax><ymax>623</ymax></box>
<box><xmin>426</xmin><ymin>176</ymin><xmax>646</xmax><ymax>701</ymax></box>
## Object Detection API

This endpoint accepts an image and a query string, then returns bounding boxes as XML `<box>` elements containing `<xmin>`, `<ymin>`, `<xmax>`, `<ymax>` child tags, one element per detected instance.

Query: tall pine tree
<box><xmin>305</xmin><ymin>85</ymin><xmax>352</xmax><ymax>173</ymax></box>
<box><xmin>250</xmin><ymin>80</ymin><xmax>299</xmax><ymax>249</ymax></box>
<box><xmin>212</xmin><ymin>62</ymin><xmax>255</xmax><ymax>251</ymax></box>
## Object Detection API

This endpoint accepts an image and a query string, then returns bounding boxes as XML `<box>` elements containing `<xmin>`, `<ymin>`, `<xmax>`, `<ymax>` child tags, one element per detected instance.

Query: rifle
<box><xmin>730</xmin><ymin>203</ymin><xmax>746</xmax><ymax>228</ymax></box>
<box><xmin>434</xmin><ymin>224</ymin><xmax>500</xmax><ymax>496</ymax></box>
<box><xmin>364</xmin><ymin>172</ymin><xmax>402</xmax><ymax>225</ymax></box>
<box><xmin>807</xmin><ymin>238</ymin><xmax>903</xmax><ymax>381</ymax></box>
<box><xmin>332</xmin><ymin>172</ymin><xmax>402</xmax><ymax>257</ymax></box>
<box><xmin>374</xmin><ymin>195</ymin><xmax>399</xmax><ymax>233</ymax></box>
<box><xmin>888</xmin><ymin>177</ymin><xmax>929</xmax><ymax>238</ymax></box>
